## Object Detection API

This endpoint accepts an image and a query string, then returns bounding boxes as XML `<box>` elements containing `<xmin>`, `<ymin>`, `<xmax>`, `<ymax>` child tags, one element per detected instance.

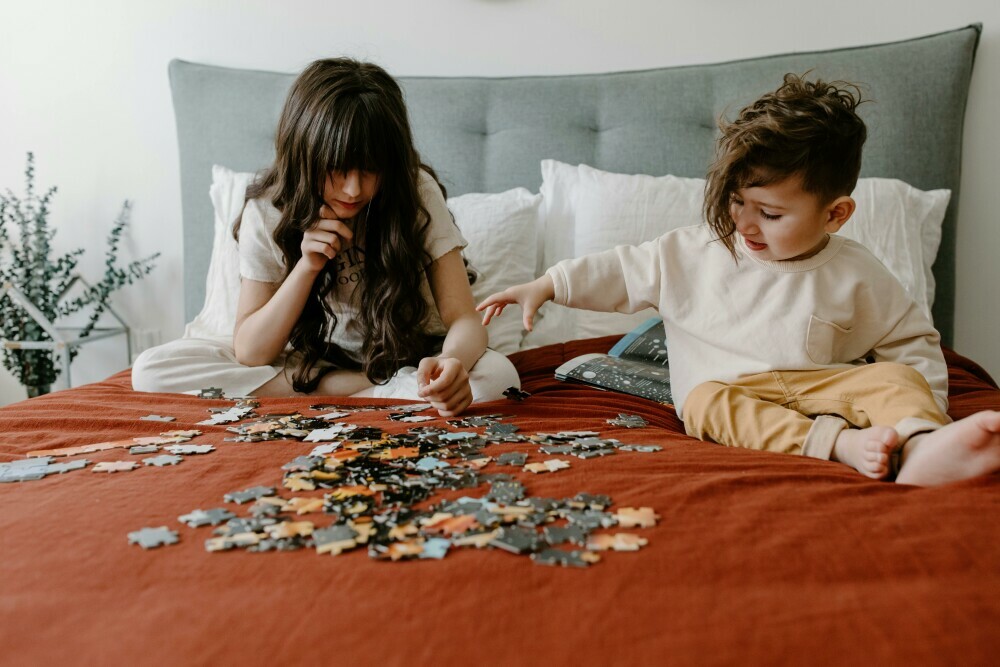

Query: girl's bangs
<box><xmin>324</xmin><ymin>97</ymin><xmax>392</xmax><ymax>175</ymax></box>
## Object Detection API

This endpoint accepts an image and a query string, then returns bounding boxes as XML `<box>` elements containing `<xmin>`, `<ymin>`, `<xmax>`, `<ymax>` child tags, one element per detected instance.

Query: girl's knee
<box><xmin>469</xmin><ymin>349</ymin><xmax>520</xmax><ymax>402</ymax></box>
<box><xmin>131</xmin><ymin>344</ymin><xmax>173</xmax><ymax>392</ymax></box>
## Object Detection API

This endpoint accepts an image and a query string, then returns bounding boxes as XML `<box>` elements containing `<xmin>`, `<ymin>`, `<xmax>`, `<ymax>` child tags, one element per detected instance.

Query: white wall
<box><xmin>1</xmin><ymin>0</ymin><xmax>997</xmax><ymax>406</ymax></box>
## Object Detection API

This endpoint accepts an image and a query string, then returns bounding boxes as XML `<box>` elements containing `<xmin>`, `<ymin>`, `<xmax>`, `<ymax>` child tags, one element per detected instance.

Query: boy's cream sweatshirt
<box><xmin>546</xmin><ymin>224</ymin><xmax>947</xmax><ymax>419</ymax></box>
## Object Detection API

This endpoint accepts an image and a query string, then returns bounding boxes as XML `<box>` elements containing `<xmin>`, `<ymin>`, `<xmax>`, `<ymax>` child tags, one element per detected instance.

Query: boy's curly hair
<box><xmin>704</xmin><ymin>73</ymin><xmax>868</xmax><ymax>258</ymax></box>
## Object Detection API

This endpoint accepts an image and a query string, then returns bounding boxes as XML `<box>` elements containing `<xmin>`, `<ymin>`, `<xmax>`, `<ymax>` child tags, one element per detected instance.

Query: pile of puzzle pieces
<box><xmin>142</xmin><ymin>401</ymin><xmax>661</xmax><ymax>566</ymax></box>
<box><xmin>3</xmin><ymin>386</ymin><xmax>663</xmax><ymax>567</ymax></box>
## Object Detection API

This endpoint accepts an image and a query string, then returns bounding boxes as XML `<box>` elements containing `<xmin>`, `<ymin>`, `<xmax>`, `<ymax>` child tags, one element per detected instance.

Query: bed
<box><xmin>2</xmin><ymin>24</ymin><xmax>998</xmax><ymax>666</ymax></box>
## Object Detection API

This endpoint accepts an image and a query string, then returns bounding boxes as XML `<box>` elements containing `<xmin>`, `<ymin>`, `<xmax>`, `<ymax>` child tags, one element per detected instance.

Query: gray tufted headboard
<box><xmin>170</xmin><ymin>24</ymin><xmax>980</xmax><ymax>345</ymax></box>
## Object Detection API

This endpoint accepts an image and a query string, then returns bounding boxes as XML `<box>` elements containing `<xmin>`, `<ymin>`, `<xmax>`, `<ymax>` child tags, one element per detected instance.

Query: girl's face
<box><xmin>729</xmin><ymin>174</ymin><xmax>852</xmax><ymax>262</ymax></box>
<box><xmin>324</xmin><ymin>169</ymin><xmax>380</xmax><ymax>219</ymax></box>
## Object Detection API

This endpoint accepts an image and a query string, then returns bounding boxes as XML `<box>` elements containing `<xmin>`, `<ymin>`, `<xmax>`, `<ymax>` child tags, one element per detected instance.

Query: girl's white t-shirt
<box><xmin>238</xmin><ymin>170</ymin><xmax>467</xmax><ymax>362</ymax></box>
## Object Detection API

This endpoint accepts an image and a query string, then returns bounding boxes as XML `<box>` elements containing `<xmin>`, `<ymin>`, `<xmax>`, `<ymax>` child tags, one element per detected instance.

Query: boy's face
<box><xmin>730</xmin><ymin>174</ymin><xmax>854</xmax><ymax>262</ymax></box>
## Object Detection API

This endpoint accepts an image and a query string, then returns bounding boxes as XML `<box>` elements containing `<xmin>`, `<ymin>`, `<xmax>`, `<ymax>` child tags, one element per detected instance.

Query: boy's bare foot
<box><xmin>831</xmin><ymin>426</ymin><xmax>899</xmax><ymax>479</ymax></box>
<box><xmin>895</xmin><ymin>411</ymin><xmax>1000</xmax><ymax>486</ymax></box>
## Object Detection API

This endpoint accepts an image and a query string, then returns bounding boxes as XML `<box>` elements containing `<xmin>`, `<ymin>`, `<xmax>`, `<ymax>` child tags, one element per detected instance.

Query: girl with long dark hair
<box><xmin>133</xmin><ymin>58</ymin><xmax>518</xmax><ymax>416</ymax></box>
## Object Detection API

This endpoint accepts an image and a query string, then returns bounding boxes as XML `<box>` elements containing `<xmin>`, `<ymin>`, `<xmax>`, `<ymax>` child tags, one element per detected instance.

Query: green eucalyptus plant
<box><xmin>0</xmin><ymin>153</ymin><xmax>160</xmax><ymax>391</ymax></box>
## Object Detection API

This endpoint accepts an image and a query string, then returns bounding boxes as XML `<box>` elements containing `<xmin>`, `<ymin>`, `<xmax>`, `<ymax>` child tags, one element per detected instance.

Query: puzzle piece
<box><xmin>450</xmin><ymin>530</ymin><xmax>498</xmax><ymax>548</ymax></box>
<box><xmin>264</xmin><ymin>521</ymin><xmax>314</xmax><ymax>540</ymax></box>
<box><xmin>304</xmin><ymin>424</ymin><xmax>358</xmax><ymax>442</ymax></box>
<box><xmin>129</xmin><ymin>444</ymin><xmax>159</xmax><ymax>455</ymax></box>
<box><xmin>415</xmin><ymin>456</ymin><xmax>449</xmax><ymax>472</ymax></box>
<box><xmin>496</xmin><ymin>452</ymin><xmax>527</xmax><ymax>467</ymax></box>
<box><xmin>197</xmin><ymin>387</ymin><xmax>224</xmax><ymax>399</ymax></box>
<box><xmin>524</xmin><ymin>459</ymin><xmax>571</xmax><ymax>474</ymax></box>
<box><xmin>489</xmin><ymin>526</ymin><xmax>542</xmax><ymax>554</ymax></box>
<box><xmin>616</xmin><ymin>443</ymin><xmax>663</xmax><ymax>452</ymax></box>
<box><xmin>607</xmin><ymin>413</ymin><xmax>648</xmax><ymax>428</ymax></box>
<box><xmin>27</xmin><ymin>439</ymin><xmax>132</xmax><ymax>458</ymax></box>
<box><xmin>419</xmin><ymin>537</ymin><xmax>451</xmax><ymax>559</ymax></box>
<box><xmin>313</xmin><ymin>524</ymin><xmax>360</xmax><ymax>555</ymax></box>
<box><xmin>315</xmin><ymin>411</ymin><xmax>351</xmax><ymax>420</ymax></box>
<box><xmin>140</xmin><ymin>414</ymin><xmax>175</xmax><ymax>422</ymax></box>
<box><xmin>615</xmin><ymin>507</ymin><xmax>660</xmax><ymax>529</ymax></box>
<box><xmin>205</xmin><ymin>532</ymin><xmax>260</xmax><ymax>552</ymax></box>
<box><xmin>503</xmin><ymin>386</ymin><xmax>530</xmax><ymax>401</ymax></box>
<box><xmin>543</xmin><ymin>524</ymin><xmax>590</xmax><ymax>546</ymax></box>
<box><xmin>92</xmin><ymin>461</ymin><xmax>139</xmax><ymax>473</ymax></box>
<box><xmin>165</xmin><ymin>444</ymin><xmax>215</xmax><ymax>455</ymax></box>
<box><xmin>142</xmin><ymin>454</ymin><xmax>183</xmax><ymax>467</ymax></box>
<box><xmin>224</xmin><ymin>486</ymin><xmax>276</xmax><ymax>504</ymax></box>
<box><xmin>128</xmin><ymin>526</ymin><xmax>179</xmax><ymax>549</ymax></box>
<box><xmin>0</xmin><ymin>458</ymin><xmax>52</xmax><ymax>482</ymax></box>
<box><xmin>530</xmin><ymin>548</ymin><xmax>600</xmax><ymax>567</ymax></box>
<box><xmin>586</xmin><ymin>533</ymin><xmax>649</xmax><ymax>551</ymax></box>
<box><xmin>388</xmin><ymin>413</ymin><xmax>435</xmax><ymax>423</ymax></box>
<box><xmin>178</xmin><ymin>508</ymin><xmax>237</xmax><ymax>528</ymax></box>
<box><xmin>198</xmin><ymin>406</ymin><xmax>254</xmax><ymax>426</ymax></box>
<box><xmin>486</xmin><ymin>423</ymin><xmax>519</xmax><ymax>436</ymax></box>
<box><xmin>285</xmin><ymin>497</ymin><xmax>325</xmax><ymax>515</ymax></box>
<box><xmin>568</xmin><ymin>493</ymin><xmax>612</xmax><ymax>510</ymax></box>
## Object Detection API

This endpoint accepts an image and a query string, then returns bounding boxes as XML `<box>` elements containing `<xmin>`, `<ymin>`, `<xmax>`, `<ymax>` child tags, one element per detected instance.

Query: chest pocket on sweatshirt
<box><xmin>805</xmin><ymin>315</ymin><xmax>854</xmax><ymax>365</ymax></box>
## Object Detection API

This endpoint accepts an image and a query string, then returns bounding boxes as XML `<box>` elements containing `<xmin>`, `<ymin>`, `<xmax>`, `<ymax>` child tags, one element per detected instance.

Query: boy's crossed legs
<box><xmin>683</xmin><ymin>362</ymin><xmax>1000</xmax><ymax>485</ymax></box>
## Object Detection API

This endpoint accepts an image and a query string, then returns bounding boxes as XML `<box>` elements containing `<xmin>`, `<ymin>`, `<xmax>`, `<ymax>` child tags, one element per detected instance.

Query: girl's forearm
<box><xmin>438</xmin><ymin>314</ymin><xmax>488</xmax><ymax>371</ymax></box>
<box><xmin>234</xmin><ymin>263</ymin><xmax>319</xmax><ymax>365</ymax></box>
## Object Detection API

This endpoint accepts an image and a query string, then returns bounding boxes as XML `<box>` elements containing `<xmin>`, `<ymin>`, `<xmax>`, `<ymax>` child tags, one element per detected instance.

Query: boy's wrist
<box><xmin>536</xmin><ymin>274</ymin><xmax>555</xmax><ymax>301</ymax></box>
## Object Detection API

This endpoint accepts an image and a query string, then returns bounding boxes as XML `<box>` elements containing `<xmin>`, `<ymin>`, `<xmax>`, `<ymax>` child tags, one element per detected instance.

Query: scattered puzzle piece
<box><xmin>142</xmin><ymin>454</ymin><xmax>183</xmax><ymax>467</ymax></box>
<box><xmin>197</xmin><ymin>387</ymin><xmax>224</xmax><ymax>399</ymax></box>
<box><xmin>607</xmin><ymin>413</ymin><xmax>648</xmax><ymax>428</ymax></box>
<box><xmin>530</xmin><ymin>548</ymin><xmax>600</xmax><ymax>568</ymax></box>
<box><xmin>586</xmin><ymin>533</ymin><xmax>649</xmax><ymax>551</ymax></box>
<box><xmin>313</xmin><ymin>524</ymin><xmax>360</xmax><ymax>555</ymax></box>
<box><xmin>224</xmin><ymin>486</ymin><xmax>276</xmax><ymax>504</ymax></box>
<box><xmin>92</xmin><ymin>461</ymin><xmax>139</xmax><ymax>473</ymax></box>
<box><xmin>285</xmin><ymin>497</ymin><xmax>325</xmax><ymax>515</ymax></box>
<box><xmin>128</xmin><ymin>526</ymin><xmax>179</xmax><ymax>549</ymax></box>
<box><xmin>496</xmin><ymin>452</ymin><xmax>527</xmax><ymax>467</ymax></box>
<box><xmin>524</xmin><ymin>459</ymin><xmax>571</xmax><ymax>474</ymax></box>
<box><xmin>165</xmin><ymin>444</ymin><xmax>215</xmax><ymax>455</ymax></box>
<box><xmin>615</xmin><ymin>507</ymin><xmax>660</xmax><ymax>529</ymax></box>
<box><xmin>503</xmin><ymin>386</ymin><xmax>530</xmax><ymax>401</ymax></box>
<box><xmin>178</xmin><ymin>508</ymin><xmax>237</xmax><ymax>527</ymax></box>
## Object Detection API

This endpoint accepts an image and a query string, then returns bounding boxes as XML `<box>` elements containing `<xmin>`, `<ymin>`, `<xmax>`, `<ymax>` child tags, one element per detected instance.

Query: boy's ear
<box><xmin>824</xmin><ymin>195</ymin><xmax>856</xmax><ymax>233</ymax></box>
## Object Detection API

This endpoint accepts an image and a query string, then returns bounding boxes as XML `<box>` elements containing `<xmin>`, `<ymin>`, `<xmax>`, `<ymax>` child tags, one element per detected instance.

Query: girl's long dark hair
<box><xmin>234</xmin><ymin>58</ymin><xmax>441</xmax><ymax>392</ymax></box>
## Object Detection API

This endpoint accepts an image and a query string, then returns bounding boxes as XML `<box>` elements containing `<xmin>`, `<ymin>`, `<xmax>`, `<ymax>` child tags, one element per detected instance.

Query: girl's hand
<box><xmin>297</xmin><ymin>205</ymin><xmax>354</xmax><ymax>274</ymax></box>
<box><xmin>475</xmin><ymin>275</ymin><xmax>555</xmax><ymax>332</ymax></box>
<box><xmin>416</xmin><ymin>356</ymin><xmax>473</xmax><ymax>417</ymax></box>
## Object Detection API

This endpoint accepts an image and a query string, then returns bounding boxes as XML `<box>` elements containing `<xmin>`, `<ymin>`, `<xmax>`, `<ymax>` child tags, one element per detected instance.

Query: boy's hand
<box><xmin>416</xmin><ymin>356</ymin><xmax>473</xmax><ymax>417</ymax></box>
<box><xmin>475</xmin><ymin>275</ymin><xmax>555</xmax><ymax>332</ymax></box>
<box><xmin>298</xmin><ymin>205</ymin><xmax>354</xmax><ymax>274</ymax></box>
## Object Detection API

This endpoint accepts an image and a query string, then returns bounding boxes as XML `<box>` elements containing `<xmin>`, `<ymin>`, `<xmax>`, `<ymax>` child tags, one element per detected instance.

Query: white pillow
<box><xmin>187</xmin><ymin>166</ymin><xmax>539</xmax><ymax>355</ymax></box>
<box><xmin>183</xmin><ymin>165</ymin><xmax>255</xmax><ymax>340</ymax></box>
<box><xmin>522</xmin><ymin>160</ymin><xmax>704</xmax><ymax>348</ymax></box>
<box><xmin>448</xmin><ymin>189</ymin><xmax>541</xmax><ymax>354</ymax></box>
<box><xmin>839</xmin><ymin>178</ymin><xmax>950</xmax><ymax>316</ymax></box>
<box><xmin>521</xmin><ymin>160</ymin><xmax>949</xmax><ymax>349</ymax></box>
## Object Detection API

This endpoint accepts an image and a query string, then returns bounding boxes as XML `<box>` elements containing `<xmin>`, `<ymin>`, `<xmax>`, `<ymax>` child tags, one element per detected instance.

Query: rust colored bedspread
<box><xmin>1</xmin><ymin>336</ymin><xmax>998</xmax><ymax>666</ymax></box>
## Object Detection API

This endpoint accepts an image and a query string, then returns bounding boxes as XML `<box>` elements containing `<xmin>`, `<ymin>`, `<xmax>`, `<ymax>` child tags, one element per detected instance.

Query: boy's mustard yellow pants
<box><xmin>682</xmin><ymin>362</ymin><xmax>949</xmax><ymax>460</ymax></box>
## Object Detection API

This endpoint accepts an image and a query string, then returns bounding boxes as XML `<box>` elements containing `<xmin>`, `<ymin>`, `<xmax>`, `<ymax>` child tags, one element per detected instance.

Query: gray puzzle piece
<box><xmin>128</xmin><ymin>526</ymin><xmax>180</xmax><ymax>549</ymax></box>
<box><xmin>178</xmin><ymin>508</ymin><xmax>237</xmax><ymax>528</ymax></box>
<box><xmin>224</xmin><ymin>485</ymin><xmax>276</xmax><ymax>504</ymax></box>
<box><xmin>142</xmin><ymin>454</ymin><xmax>183</xmax><ymax>467</ymax></box>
